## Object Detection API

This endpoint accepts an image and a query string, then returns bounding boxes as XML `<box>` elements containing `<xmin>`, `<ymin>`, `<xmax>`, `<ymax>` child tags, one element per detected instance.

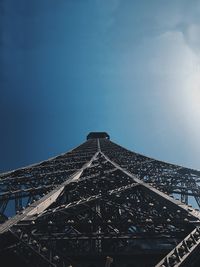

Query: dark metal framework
<box><xmin>1</xmin><ymin>133</ymin><xmax>200</xmax><ymax>267</ymax></box>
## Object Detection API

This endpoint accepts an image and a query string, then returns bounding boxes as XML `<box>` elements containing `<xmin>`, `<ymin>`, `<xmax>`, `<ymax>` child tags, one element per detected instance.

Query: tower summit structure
<box><xmin>1</xmin><ymin>132</ymin><xmax>200</xmax><ymax>267</ymax></box>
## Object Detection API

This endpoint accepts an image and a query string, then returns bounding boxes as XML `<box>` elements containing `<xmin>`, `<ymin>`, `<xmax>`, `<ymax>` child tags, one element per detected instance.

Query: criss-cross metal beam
<box><xmin>1</xmin><ymin>133</ymin><xmax>200</xmax><ymax>267</ymax></box>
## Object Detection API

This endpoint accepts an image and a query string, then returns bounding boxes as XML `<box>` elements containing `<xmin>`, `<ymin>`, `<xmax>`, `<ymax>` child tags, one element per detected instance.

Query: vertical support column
<box><xmin>180</xmin><ymin>181</ymin><xmax>188</xmax><ymax>205</ymax></box>
<box><xmin>95</xmin><ymin>199</ymin><xmax>102</xmax><ymax>253</ymax></box>
<box><xmin>15</xmin><ymin>192</ymin><xmax>23</xmax><ymax>213</ymax></box>
<box><xmin>181</xmin><ymin>193</ymin><xmax>188</xmax><ymax>205</ymax></box>
<box><xmin>97</xmin><ymin>138</ymin><xmax>101</xmax><ymax>152</ymax></box>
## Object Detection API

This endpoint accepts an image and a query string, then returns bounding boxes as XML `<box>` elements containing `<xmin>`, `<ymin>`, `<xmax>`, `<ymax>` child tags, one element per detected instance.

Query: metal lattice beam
<box><xmin>1</xmin><ymin>133</ymin><xmax>200</xmax><ymax>267</ymax></box>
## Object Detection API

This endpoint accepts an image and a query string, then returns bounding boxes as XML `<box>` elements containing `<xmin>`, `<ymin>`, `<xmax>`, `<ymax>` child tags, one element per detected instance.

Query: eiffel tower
<box><xmin>1</xmin><ymin>132</ymin><xmax>200</xmax><ymax>267</ymax></box>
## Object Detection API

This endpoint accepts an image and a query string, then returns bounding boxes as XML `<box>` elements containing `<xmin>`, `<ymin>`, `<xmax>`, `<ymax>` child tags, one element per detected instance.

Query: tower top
<box><xmin>87</xmin><ymin>132</ymin><xmax>110</xmax><ymax>140</ymax></box>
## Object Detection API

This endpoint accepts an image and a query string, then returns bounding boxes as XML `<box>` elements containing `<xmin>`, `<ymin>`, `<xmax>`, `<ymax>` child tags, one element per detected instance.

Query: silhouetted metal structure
<box><xmin>1</xmin><ymin>132</ymin><xmax>200</xmax><ymax>267</ymax></box>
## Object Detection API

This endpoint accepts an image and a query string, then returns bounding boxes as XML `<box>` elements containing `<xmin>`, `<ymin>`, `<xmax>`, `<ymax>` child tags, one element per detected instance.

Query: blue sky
<box><xmin>1</xmin><ymin>0</ymin><xmax>200</xmax><ymax>172</ymax></box>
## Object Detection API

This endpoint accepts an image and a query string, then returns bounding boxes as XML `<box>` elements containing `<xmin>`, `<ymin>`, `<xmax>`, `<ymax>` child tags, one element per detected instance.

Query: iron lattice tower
<box><xmin>1</xmin><ymin>132</ymin><xmax>200</xmax><ymax>267</ymax></box>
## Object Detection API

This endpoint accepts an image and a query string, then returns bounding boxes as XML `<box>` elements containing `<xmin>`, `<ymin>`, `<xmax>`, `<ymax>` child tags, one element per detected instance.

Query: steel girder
<box><xmin>0</xmin><ymin>135</ymin><xmax>200</xmax><ymax>266</ymax></box>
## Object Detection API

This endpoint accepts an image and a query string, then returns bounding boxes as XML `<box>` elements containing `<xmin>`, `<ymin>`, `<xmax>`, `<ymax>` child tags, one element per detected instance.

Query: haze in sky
<box><xmin>1</xmin><ymin>0</ymin><xmax>200</xmax><ymax>172</ymax></box>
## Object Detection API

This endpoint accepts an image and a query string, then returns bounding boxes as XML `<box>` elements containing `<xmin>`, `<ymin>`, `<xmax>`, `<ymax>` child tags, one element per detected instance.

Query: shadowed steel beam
<box><xmin>0</xmin><ymin>152</ymin><xmax>99</xmax><ymax>234</ymax></box>
<box><xmin>155</xmin><ymin>227</ymin><xmax>200</xmax><ymax>267</ymax></box>
<box><xmin>101</xmin><ymin>151</ymin><xmax>200</xmax><ymax>222</ymax></box>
